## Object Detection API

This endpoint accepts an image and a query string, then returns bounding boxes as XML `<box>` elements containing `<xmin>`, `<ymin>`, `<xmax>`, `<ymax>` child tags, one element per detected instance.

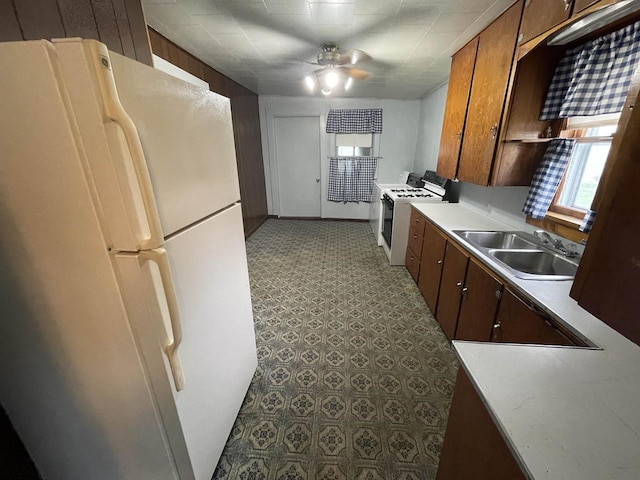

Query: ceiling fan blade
<box><xmin>338</xmin><ymin>49</ymin><xmax>371</xmax><ymax>65</ymax></box>
<box><xmin>338</xmin><ymin>66</ymin><xmax>372</xmax><ymax>80</ymax></box>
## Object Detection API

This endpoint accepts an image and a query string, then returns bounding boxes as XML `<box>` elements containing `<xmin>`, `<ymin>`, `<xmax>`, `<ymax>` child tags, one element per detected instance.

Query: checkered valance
<box><xmin>328</xmin><ymin>157</ymin><xmax>378</xmax><ymax>203</ymax></box>
<box><xmin>326</xmin><ymin>109</ymin><xmax>382</xmax><ymax>134</ymax></box>
<box><xmin>523</xmin><ymin>139</ymin><xmax>576</xmax><ymax>219</ymax></box>
<box><xmin>540</xmin><ymin>21</ymin><xmax>640</xmax><ymax>121</ymax></box>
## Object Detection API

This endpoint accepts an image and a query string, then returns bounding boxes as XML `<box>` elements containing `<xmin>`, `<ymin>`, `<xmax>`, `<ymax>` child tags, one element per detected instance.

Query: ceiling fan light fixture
<box><xmin>344</xmin><ymin>77</ymin><xmax>353</xmax><ymax>91</ymax></box>
<box><xmin>321</xmin><ymin>87</ymin><xmax>332</xmax><ymax>96</ymax></box>
<box><xmin>304</xmin><ymin>75</ymin><xmax>315</xmax><ymax>91</ymax></box>
<box><xmin>325</xmin><ymin>70</ymin><xmax>339</xmax><ymax>89</ymax></box>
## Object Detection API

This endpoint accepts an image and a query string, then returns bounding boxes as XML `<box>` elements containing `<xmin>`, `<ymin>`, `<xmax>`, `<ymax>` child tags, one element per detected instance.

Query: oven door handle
<box><xmin>383</xmin><ymin>195</ymin><xmax>394</xmax><ymax>210</ymax></box>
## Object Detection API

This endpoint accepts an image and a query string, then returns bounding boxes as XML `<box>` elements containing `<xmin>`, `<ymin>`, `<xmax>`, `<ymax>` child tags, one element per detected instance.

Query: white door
<box><xmin>114</xmin><ymin>204</ymin><xmax>257</xmax><ymax>480</ymax></box>
<box><xmin>274</xmin><ymin>116</ymin><xmax>321</xmax><ymax>217</ymax></box>
<box><xmin>110</xmin><ymin>51</ymin><xmax>240</xmax><ymax>236</ymax></box>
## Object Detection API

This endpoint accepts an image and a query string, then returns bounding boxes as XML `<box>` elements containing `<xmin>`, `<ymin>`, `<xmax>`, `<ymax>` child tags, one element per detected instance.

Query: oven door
<box><xmin>382</xmin><ymin>194</ymin><xmax>394</xmax><ymax>248</ymax></box>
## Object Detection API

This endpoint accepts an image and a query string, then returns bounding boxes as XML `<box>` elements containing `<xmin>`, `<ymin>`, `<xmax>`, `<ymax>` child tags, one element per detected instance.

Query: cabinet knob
<box><xmin>563</xmin><ymin>0</ymin><xmax>572</xmax><ymax>10</ymax></box>
<box><xmin>490</xmin><ymin>123</ymin><xmax>498</xmax><ymax>139</ymax></box>
<box><xmin>413</xmin><ymin>234</ymin><xmax>418</xmax><ymax>239</ymax></box>
<box><xmin>437</xmin><ymin>259</ymin><xmax>443</xmax><ymax>264</ymax></box>
<box><xmin>410</xmin><ymin>256</ymin><xmax>414</xmax><ymax>261</ymax></box>
<box><xmin>461</xmin><ymin>286</ymin><xmax>469</xmax><ymax>299</ymax></box>
<box><xmin>455</xmin><ymin>130</ymin><xmax>462</xmax><ymax>140</ymax></box>
<box><xmin>415</xmin><ymin>217</ymin><xmax>420</xmax><ymax>223</ymax></box>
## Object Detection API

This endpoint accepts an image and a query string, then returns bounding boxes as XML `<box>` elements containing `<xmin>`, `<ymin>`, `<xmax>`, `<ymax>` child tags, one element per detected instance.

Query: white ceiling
<box><xmin>142</xmin><ymin>0</ymin><xmax>515</xmax><ymax>99</ymax></box>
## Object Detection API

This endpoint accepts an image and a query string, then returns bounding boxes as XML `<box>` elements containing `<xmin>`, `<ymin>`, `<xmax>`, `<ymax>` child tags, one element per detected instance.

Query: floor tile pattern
<box><xmin>214</xmin><ymin>219</ymin><xmax>458</xmax><ymax>480</ymax></box>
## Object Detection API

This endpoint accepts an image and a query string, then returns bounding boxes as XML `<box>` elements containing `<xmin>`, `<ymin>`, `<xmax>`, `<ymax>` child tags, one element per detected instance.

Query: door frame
<box><xmin>266</xmin><ymin>113</ymin><xmax>327</xmax><ymax>218</ymax></box>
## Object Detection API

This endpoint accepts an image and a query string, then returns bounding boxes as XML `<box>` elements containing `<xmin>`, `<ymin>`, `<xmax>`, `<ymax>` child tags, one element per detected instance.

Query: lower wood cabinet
<box><xmin>456</xmin><ymin>260</ymin><xmax>503</xmax><ymax>342</ymax></box>
<box><xmin>405</xmin><ymin>209</ymin><xmax>583</xmax><ymax>346</ymax></box>
<box><xmin>435</xmin><ymin>241</ymin><xmax>469</xmax><ymax>340</ymax></box>
<box><xmin>493</xmin><ymin>288</ymin><xmax>580</xmax><ymax>345</ymax></box>
<box><xmin>437</xmin><ymin>369</ymin><xmax>526</xmax><ymax>480</ymax></box>
<box><xmin>417</xmin><ymin>221</ymin><xmax>447</xmax><ymax>312</ymax></box>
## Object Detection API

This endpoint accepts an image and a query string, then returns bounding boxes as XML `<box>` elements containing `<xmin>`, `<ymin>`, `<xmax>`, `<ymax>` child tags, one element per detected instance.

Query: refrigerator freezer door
<box><xmin>114</xmin><ymin>203</ymin><xmax>257</xmax><ymax>480</ymax></box>
<box><xmin>109</xmin><ymin>50</ymin><xmax>241</xmax><ymax>237</ymax></box>
<box><xmin>0</xmin><ymin>41</ymin><xmax>179</xmax><ymax>480</ymax></box>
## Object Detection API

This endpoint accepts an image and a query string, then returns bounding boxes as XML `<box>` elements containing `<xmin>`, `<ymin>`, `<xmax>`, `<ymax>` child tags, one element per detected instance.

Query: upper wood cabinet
<box><xmin>519</xmin><ymin>0</ymin><xmax>572</xmax><ymax>45</ymax></box>
<box><xmin>573</xmin><ymin>0</ymin><xmax>598</xmax><ymax>14</ymax></box>
<box><xmin>436</xmin><ymin>38</ymin><xmax>479</xmax><ymax>180</ymax></box>
<box><xmin>457</xmin><ymin>0</ymin><xmax>524</xmax><ymax>185</ymax></box>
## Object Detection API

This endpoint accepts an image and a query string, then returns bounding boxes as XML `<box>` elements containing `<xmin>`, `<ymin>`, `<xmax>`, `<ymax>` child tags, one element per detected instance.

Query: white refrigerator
<box><xmin>0</xmin><ymin>39</ymin><xmax>257</xmax><ymax>480</ymax></box>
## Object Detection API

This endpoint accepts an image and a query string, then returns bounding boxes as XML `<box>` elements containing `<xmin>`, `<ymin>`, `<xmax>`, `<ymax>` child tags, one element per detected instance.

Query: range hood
<box><xmin>548</xmin><ymin>0</ymin><xmax>640</xmax><ymax>45</ymax></box>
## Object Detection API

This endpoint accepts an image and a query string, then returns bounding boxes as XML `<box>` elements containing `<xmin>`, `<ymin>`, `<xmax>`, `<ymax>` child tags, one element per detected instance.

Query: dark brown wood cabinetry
<box><xmin>458</xmin><ymin>0</ymin><xmax>524</xmax><ymax>186</ymax></box>
<box><xmin>456</xmin><ymin>260</ymin><xmax>504</xmax><ymax>342</ymax></box>
<box><xmin>0</xmin><ymin>0</ymin><xmax>151</xmax><ymax>65</ymax></box>
<box><xmin>437</xmin><ymin>369</ymin><xmax>527</xmax><ymax>480</ymax></box>
<box><xmin>417</xmin><ymin>221</ymin><xmax>448</xmax><ymax>312</ymax></box>
<box><xmin>436</xmin><ymin>241</ymin><xmax>469</xmax><ymax>340</ymax></box>
<box><xmin>572</xmin><ymin>0</ymin><xmax>598</xmax><ymax>13</ymax></box>
<box><xmin>405</xmin><ymin>208</ymin><xmax>584</xmax><ymax>346</ymax></box>
<box><xmin>436</xmin><ymin>38</ymin><xmax>478</xmax><ymax>180</ymax></box>
<box><xmin>493</xmin><ymin>289</ymin><xmax>579</xmax><ymax>345</ymax></box>
<box><xmin>570</xmin><ymin>74</ymin><xmax>640</xmax><ymax>347</ymax></box>
<box><xmin>519</xmin><ymin>0</ymin><xmax>572</xmax><ymax>45</ymax></box>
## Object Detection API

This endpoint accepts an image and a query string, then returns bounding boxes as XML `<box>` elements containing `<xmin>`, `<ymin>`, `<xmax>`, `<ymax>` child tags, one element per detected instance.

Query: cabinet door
<box><xmin>493</xmin><ymin>289</ymin><xmax>575</xmax><ymax>345</ymax></box>
<box><xmin>407</xmin><ymin>226</ymin><xmax>424</xmax><ymax>261</ymax></box>
<box><xmin>458</xmin><ymin>1</ymin><xmax>523</xmax><ymax>186</ymax></box>
<box><xmin>405</xmin><ymin>247</ymin><xmax>421</xmax><ymax>282</ymax></box>
<box><xmin>418</xmin><ymin>221</ymin><xmax>447</xmax><ymax>313</ymax></box>
<box><xmin>437</xmin><ymin>369</ymin><xmax>526</xmax><ymax>480</ymax></box>
<box><xmin>436</xmin><ymin>38</ymin><xmax>479</xmax><ymax>180</ymax></box>
<box><xmin>573</xmin><ymin>0</ymin><xmax>597</xmax><ymax>14</ymax></box>
<box><xmin>455</xmin><ymin>259</ymin><xmax>503</xmax><ymax>342</ymax></box>
<box><xmin>519</xmin><ymin>0</ymin><xmax>572</xmax><ymax>45</ymax></box>
<box><xmin>435</xmin><ymin>241</ymin><xmax>469</xmax><ymax>340</ymax></box>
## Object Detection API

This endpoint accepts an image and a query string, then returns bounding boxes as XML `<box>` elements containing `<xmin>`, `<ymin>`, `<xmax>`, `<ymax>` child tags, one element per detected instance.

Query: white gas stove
<box><xmin>370</xmin><ymin>172</ymin><xmax>458</xmax><ymax>265</ymax></box>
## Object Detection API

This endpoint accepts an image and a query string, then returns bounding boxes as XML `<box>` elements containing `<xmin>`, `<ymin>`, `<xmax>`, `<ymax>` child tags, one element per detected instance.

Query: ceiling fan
<box><xmin>304</xmin><ymin>43</ymin><xmax>373</xmax><ymax>95</ymax></box>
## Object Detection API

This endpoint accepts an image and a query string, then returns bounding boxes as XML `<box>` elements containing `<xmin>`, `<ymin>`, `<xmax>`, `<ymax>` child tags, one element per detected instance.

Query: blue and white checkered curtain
<box><xmin>540</xmin><ymin>20</ymin><xmax>640</xmax><ymax>120</ymax></box>
<box><xmin>579</xmin><ymin>209</ymin><xmax>596</xmax><ymax>233</ymax></box>
<box><xmin>328</xmin><ymin>157</ymin><xmax>378</xmax><ymax>203</ymax></box>
<box><xmin>326</xmin><ymin>109</ymin><xmax>382</xmax><ymax>133</ymax></box>
<box><xmin>523</xmin><ymin>139</ymin><xmax>576</xmax><ymax>219</ymax></box>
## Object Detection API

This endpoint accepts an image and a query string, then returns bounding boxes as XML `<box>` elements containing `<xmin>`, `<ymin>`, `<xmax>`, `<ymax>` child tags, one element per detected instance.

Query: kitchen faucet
<box><xmin>534</xmin><ymin>230</ymin><xmax>580</xmax><ymax>258</ymax></box>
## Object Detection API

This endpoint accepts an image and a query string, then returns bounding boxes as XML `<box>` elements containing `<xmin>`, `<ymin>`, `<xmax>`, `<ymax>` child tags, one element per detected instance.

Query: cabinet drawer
<box><xmin>405</xmin><ymin>247</ymin><xmax>421</xmax><ymax>282</ymax></box>
<box><xmin>410</xmin><ymin>209</ymin><xmax>426</xmax><ymax>237</ymax></box>
<box><xmin>408</xmin><ymin>227</ymin><xmax>424</xmax><ymax>260</ymax></box>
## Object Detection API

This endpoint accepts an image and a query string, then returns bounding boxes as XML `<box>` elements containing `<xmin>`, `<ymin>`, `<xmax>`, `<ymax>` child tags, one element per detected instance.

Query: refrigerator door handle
<box><xmin>87</xmin><ymin>41</ymin><xmax>164</xmax><ymax>250</ymax></box>
<box><xmin>141</xmin><ymin>248</ymin><xmax>185</xmax><ymax>391</ymax></box>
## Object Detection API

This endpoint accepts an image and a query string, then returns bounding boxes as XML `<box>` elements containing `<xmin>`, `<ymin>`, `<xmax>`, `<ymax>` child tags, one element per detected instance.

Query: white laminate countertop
<box><xmin>412</xmin><ymin>202</ymin><xmax>640</xmax><ymax>480</ymax></box>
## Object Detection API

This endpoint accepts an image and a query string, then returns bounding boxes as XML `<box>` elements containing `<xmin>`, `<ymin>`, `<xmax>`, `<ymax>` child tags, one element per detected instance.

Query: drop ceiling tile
<box><xmin>395</xmin><ymin>3</ymin><xmax>440</xmax><ymax>25</ymax></box>
<box><xmin>194</xmin><ymin>14</ymin><xmax>244</xmax><ymax>34</ymax></box>
<box><xmin>144</xmin><ymin>3</ymin><xmax>199</xmax><ymax>26</ymax></box>
<box><xmin>214</xmin><ymin>33</ymin><xmax>265</xmax><ymax>59</ymax></box>
<box><xmin>432</xmin><ymin>0</ymin><xmax>497</xmax><ymax>14</ymax></box>
<box><xmin>264</xmin><ymin>0</ymin><xmax>311</xmax><ymax>15</ymax></box>
<box><xmin>311</xmin><ymin>24</ymin><xmax>354</xmax><ymax>44</ymax></box>
<box><xmin>142</xmin><ymin>0</ymin><xmax>175</xmax><ymax>5</ymax></box>
<box><xmin>354</xmin><ymin>0</ymin><xmax>400</xmax><ymax>15</ymax></box>
<box><xmin>309</xmin><ymin>3</ymin><xmax>355</xmax><ymax>24</ymax></box>
<box><xmin>351</xmin><ymin>15</ymin><xmax>392</xmax><ymax>34</ymax></box>
<box><xmin>168</xmin><ymin>24</ymin><xmax>224</xmax><ymax>51</ymax></box>
<box><xmin>428</xmin><ymin>12</ymin><xmax>479</xmax><ymax>33</ymax></box>
<box><xmin>407</xmin><ymin>32</ymin><xmax>460</xmax><ymax>60</ymax></box>
<box><xmin>177</xmin><ymin>0</ymin><xmax>225</xmax><ymax>15</ymax></box>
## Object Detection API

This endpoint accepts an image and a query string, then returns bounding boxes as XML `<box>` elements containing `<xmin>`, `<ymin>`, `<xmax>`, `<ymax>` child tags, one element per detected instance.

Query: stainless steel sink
<box><xmin>456</xmin><ymin>231</ymin><xmax>538</xmax><ymax>250</ymax></box>
<box><xmin>489</xmin><ymin>249</ymin><xmax>578</xmax><ymax>280</ymax></box>
<box><xmin>452</xmin><ymin>230</ymin><xmax>579</xmax><ymax>281</ymax></box>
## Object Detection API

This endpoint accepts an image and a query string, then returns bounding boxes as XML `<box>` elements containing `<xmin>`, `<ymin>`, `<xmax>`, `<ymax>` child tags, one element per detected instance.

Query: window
<box><xmin>335</xmin><ymin>133</ymin><xmax>373</xmax><ymax>157</ymax></box>
<box><xmin>548</xmin><ymin>115</ymin><xmax>619</xmax><ymax>219</ymax></box>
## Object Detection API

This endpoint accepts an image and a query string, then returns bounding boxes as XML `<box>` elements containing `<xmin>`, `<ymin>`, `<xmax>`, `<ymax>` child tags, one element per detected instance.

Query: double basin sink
<box><xmin>452</xmin><ymin>230</ymin><xmax>579</xmax><ymax>281</ymax></box>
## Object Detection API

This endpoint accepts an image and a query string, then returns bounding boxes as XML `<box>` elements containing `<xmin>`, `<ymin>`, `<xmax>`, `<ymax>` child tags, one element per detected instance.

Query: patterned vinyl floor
<box><xmin>213</xmin><ymin>219</ymin><xmax>459</xmax><ymax>480</ymax></box>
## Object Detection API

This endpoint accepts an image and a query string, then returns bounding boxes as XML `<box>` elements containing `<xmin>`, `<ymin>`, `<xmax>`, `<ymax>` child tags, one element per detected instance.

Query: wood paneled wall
<box><xmin>0</xmin><ymin>0</ymin><xmax>152</xmax><ymax>65</ymax></box>
<box><xmin>148</xmin><ymin>28</ymin><xmax>269</xmax><ymax>238</ymax></box>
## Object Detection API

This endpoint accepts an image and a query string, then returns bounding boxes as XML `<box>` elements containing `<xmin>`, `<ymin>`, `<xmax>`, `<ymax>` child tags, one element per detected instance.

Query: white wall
<box><xmin>413</xmin><ymin>82</ymin><xmax>448</xmax><ymax>174</ymax></box>
<box><xmin>259</xmin><ymin>95</ymin><xmax>421</xmax><ymax>219</ymax></box>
